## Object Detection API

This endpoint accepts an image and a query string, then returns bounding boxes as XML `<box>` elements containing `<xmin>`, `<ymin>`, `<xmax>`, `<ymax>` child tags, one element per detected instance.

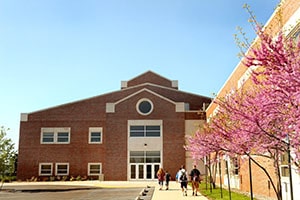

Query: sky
<box><xmin>0</xmin><ymin>0</ymin><xmax>280</xmax><ymax>149</ymax></box>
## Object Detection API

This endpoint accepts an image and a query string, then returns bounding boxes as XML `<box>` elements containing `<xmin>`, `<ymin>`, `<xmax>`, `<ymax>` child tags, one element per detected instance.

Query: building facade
<box><xmin>206</xmin><ymin>0</ymin><xmax>300</xmax><ymax>199</ymax></box>
<box><xmin>17</xmin><ymin>71</ymin><xmax>211</xmax><ymax>181</ymax></box>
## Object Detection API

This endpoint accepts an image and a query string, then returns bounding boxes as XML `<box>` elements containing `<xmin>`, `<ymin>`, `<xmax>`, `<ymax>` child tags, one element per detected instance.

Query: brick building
<box><xmin>17</xmin><ymin>71</ymin><xmax>211</xmax><ymax>181</ymax></box>
<box><xmin>206</xmin><ymin>0</ymin><xmax>300</xmax><ymax>199</ymax></box>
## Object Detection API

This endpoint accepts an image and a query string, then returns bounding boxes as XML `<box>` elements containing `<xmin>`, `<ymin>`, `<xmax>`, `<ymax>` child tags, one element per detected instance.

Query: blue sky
<box><xmin>0</xmin><ymin>0</ymin><xmax>279</xmax><ymax>148</ymax></box>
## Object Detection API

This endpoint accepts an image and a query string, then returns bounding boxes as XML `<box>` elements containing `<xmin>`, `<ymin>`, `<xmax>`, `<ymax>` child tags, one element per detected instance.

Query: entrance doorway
<box><xmin>129</xmin><ymin>151</ymin><xmax>161</xmax><ymax>180</ymax></box>
<box><xmin>130</xmin><ymin>163</ymin><xmax>160</xmax><ymax>180</ymax></box>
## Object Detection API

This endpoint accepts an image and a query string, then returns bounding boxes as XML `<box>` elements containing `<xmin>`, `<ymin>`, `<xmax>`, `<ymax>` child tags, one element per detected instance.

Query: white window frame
<box><xmin>39</xmin><ymin>163</ymin><xmax>53</xmax><ymax>176</ymax></box>
<box><xmin>41</xmin><ymin>127</ymin><xmax>71</xmax><ymax>144</ymax></box>
<box><xmin>89</xmin><ymin>127</ymin><xmax>103</xmax><ymax>144</ymax></box>
<box><xmin>55</xmin><ymin>163</ymin><xmax>69</xmax><ymax>176</ymax></box>
<box><xmin>88</xmin><ymin>163</ymin><xmax>102</xmax><ymax>176</ymax></box>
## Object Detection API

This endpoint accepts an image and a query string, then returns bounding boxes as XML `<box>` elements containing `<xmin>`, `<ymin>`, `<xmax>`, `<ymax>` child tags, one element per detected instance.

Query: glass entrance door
<box><xmin>146</xmin><ymin>163</ymin><xmax>160</xmax><ymax>179</ymax></box>
<box><xmin>130</xmin><ymin>163</ymin><xmax>160</xmax><ymax>180</ymax></box>
<box><xmin>129</xmin><ymin>151</ymin><xmax>161</xmax><ymax>180</ymax></box>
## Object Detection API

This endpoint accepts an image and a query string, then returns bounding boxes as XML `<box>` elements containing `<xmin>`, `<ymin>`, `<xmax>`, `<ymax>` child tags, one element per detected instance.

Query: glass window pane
<box><xmin>139</xmin><ymin>101</ymin><xmax>152</xmax><ymax>114</ymax></box>
<box><xmin>131</xmin><ymin>165</ymin><xmax>136</xmax><ymax>179</ymax></box>
<box><xmin>145</xmin><ymin>132</ymin><xmax>160</xmax><ymax>137</ymax></box>
<box><xmin>130</xmin><ymin>126</ymin><xmax>145</xmax><ymax>137</ymax></box>
<box><xmin>90</xmin><ymin>164</ymin><xmax>101</xmax><ymax>174</ymax></box>
<box><xmin>147</xmin><ymin>165</ymin><xmax>152</xmax><ymax>179</ymax></box>
<box><xmin>41</xmin><ymin>165</ymin><xmax>52</xmax><ymax>174</ymax></box>
<box><xmin>146</xmin><ymin>151</ymin><xmax>160</xmax><ymax>163</ymax></box>
<box><xmin>57</xmin><ymin>132</ymin><xmax>69</xmax><ymax>142</ymax></box>
<box><xmin>57</xmin><ymin>165</ymin><xmax>68</xmax><ymax>174</ymax></box>
<box><xmin>130</xmin><ymin>132</ymin><xmax>144</xmax><ymax>137</ymax></box>
<box><xmin>42</xmin><ymin>132</ymin><xmax>54</xmax><ymax>143</ymax></box>
<box><xmin>130</xmin><ymin>151</ymin><xmax>144</xmax><ymax>156</ymax></box>
<box><xmin>130</xmin><ymin>126</ymin><xmax>144</xmax><ymax>131</ymax></box>
<box><xmin>146</xmin><ymin>126</ymin><xmax>160</xmax><ymax>137</ymax></box>
<box><xmin>146</xmin><ymin>151</ymin><xmax>160</xmax><ymax>156</ymax></box>
<box><xmin>130</xmin><ymin>157</ymin><xmax>144</xmax><ymax>163</ymax></box>
<box><xmin>139</xmin><ymin>165</ymin><xmax>144</xmax><ymax>179</ymax></box>
<box><xmin>146</xmin><ymin>126</ymin><xmax>160</xmax><ymax>131</ymax></box>
<box><xmin>146</xmin><ymin>157</ymin><xmax>160</xmax><ymax>163</ymax></box>
<box><xmin>90</xmin><ymin>132</ymin><xmax>101</xmax><ymax>142</ymax></box>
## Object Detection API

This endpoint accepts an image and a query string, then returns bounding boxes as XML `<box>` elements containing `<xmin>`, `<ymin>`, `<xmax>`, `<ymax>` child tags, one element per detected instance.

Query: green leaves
<box><xmin>0</xmin><ymin>126</ymin><xmax>17</xmax><ymax>179</ymax></box>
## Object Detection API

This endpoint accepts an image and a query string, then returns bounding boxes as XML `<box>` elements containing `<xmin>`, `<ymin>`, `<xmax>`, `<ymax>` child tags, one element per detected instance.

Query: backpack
<box><xmin>180</xmin><ymin>171</ymin><xmax>187</xmax><ymax>181</ymax></box>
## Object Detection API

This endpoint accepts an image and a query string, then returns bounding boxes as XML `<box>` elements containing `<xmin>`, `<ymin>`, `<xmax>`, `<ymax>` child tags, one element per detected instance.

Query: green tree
<box><xmin>0</xmin><ymin>126</ymin><xmax>17</xmax><ymax>180</ymax></box>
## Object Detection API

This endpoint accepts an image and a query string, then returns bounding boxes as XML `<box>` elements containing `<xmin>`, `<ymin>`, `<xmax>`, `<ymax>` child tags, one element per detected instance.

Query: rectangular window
<box><xmin>232</xmin><ymin>157</ymin><xmax>239</xmax><ymax>175</ymax></box>
<box><xmin>145</xmin><ymin>151</ymin><xmax>160</xmax><ymax>163</ymax></box>
<box><xmin>89</xmin><ymin>127</ymin><xmax>103</xmax><ymax>144</ymax></box>
<box><xmin>130</xmin><ymin>151</ymin><xmax>161</xmax><ymax>163</ymax></box>
<box><xmin>130</xmin><ymin>151</ymin><xmax>145</xmax><ymax>163</ymax></box>
<box><xmin>42</xmin><ymin>132</ymin><xmax>54</xmax><ymax>143</ymax></box>
<box><xmin>88</xmin><ymin>163</ymin><xmax>102</xmax><ymax>175</ymax></box>
<box><xmin>57</xmin><ymin>132</ymin><xmax>69</xmax><ymax>143</ymax></box>
<box><xmin>145</xmin><ymin>126</ymin><xmax>160</xmax><ymax>137</ymax></box>
<box><xmin>55</xmin><ymin>163</ymin><xmax>69</xmax><ymax>176</ymax></box>
<box><xmin>130</xmin><ymin>126</ymin><xmax>160</xmax><ymax>137</ymax></box>
<box><xmin>281</xmin><ymin>166</ymin><xmax>289</xmax><ymax>177</ymax></box>
<box><xmin>39</xmin><ymin>163</ymin><xmax>53</xmax><ymax>176</ymax></box>
<box><xmin>41</xmin><ymin>128</ymin><xmax>71</xmax><ymax>144</ymax></box>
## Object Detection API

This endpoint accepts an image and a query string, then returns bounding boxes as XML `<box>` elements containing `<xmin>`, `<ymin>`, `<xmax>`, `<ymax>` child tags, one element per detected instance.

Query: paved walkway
<box><xmin>1</xmin><ymin>181</ymin><xmax>209</xmax><ymax>200</ymax></box>
<box><xmin>151</xmin><ymin>181</ymin><xmax>209</xmax><ymax>200</ymax></box>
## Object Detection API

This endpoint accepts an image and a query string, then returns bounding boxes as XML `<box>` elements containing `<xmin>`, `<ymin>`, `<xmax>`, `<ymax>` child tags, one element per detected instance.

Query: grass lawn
<box><xmin>197</xmin><ymin>182</ymin><xmax>256</xmax><ymax>200</ymax></box>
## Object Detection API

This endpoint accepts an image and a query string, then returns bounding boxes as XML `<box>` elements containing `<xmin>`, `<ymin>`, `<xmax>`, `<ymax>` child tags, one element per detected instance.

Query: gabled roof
<box><xmin>121</xmin><ymin>70</ymin><xmax>178</xmax><ymax>89</ymax></box>
<box><xmin>21</xmin><ymin>71</ymin><xmax>211</xmax><ymax>120</ymax></box>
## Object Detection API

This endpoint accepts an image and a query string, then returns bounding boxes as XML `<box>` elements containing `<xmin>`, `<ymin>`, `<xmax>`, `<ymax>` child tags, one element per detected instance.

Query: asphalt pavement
<box><xmin>0</xmin><ymin>181</ymin><xmax>208</xmax><ymax>200</ymax></box>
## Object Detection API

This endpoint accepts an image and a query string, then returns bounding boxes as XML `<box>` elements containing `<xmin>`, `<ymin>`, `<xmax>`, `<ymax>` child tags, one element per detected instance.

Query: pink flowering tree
<box><xmin>245</xmin><ymin>32</ymin><xmax>300</xmax><ymax>165</ymax></box>
<box><xmin>187</xmin><ymin>86</ymin><xmax>286</xmax><ymax>199</ymax></box>
<box><xmin>186</xmin><ymin>7</ymin><xmax>300</xmax><ymax>200</ymax></box>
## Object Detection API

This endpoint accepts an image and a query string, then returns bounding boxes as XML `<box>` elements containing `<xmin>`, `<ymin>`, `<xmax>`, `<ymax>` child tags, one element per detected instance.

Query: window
<box><xmin>41</xmin><ymin>128</ymin><xmax>70</xmax><ymax>144</ymax></box>
<box><xmin>281</xmin><ymin>166</ymin><xmax>290</xmax><ymax>177</ymax></box>
<box><xmin>89</xmin><ymin>127</ymin><xmax>102</xmax><ymax>144</ymax></box>
<box><xmin>280</xmin><ymin>152</ymin><xmax>289</xmax><ymax>177</ymax></box>
<box><xmin>232</xmin><ymin>157</ymin><xmax>239</xmax><ymax>175</ymax></box>
<box><xmin>55</xmin><ymin>163</ymin><xmax>69</xmax><ymax>176</ymax></box>
<box><xmin>57</xmin><ymin>132</ymin><xmax>69</xmax><ymax>143</ymax></box>
<box><xmin>39</xmin><ymin>163</ymin><xmax>53</xmax><ymax>176</ymax></box>
<box><xmin>136</xmin><ymin>98</ymin><xmax>153</xmax><ymax>115</ymax></box>
<box><xmin>130</xmin><ymin>151</ymin><xmax>160</xmax><ymax>163</ymax></box>
<box><xmin>88</xmin><ymin>163</ymin><xmax>102</xmax><ymax>175</ymax></box>
<box><xmin>42</xmin><ymin>132</ymin><xmax>54</xmax><ymax>143</ymax></box>
<box><xmin>130</xmin><ymin>125</ymin><xmax>160</xmax><ymax>137</ymax></box>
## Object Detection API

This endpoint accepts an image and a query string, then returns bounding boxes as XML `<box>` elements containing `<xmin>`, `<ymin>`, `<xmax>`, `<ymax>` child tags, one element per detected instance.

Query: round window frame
<box><xmin>136</xmin><ymin>98</ymin><xmax>153</xmax><ymax>116</ymax></box>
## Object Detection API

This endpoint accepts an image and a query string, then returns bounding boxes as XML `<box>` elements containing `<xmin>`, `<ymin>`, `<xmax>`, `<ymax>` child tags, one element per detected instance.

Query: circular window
<box><xmin>136</xmin><ymin>98</ymin><xmax>153</xmax><ymax>115</ymax></box>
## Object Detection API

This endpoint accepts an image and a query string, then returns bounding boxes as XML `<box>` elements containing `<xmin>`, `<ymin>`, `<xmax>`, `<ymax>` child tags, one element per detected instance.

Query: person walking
<box><xmin>190</xmin><ymin>165</ymin><xmax>201</xmax><ymax>196</ymax></box>
<box><xmin>165</xmin><ymin>171</ymin><xmax>171</xmax><ymax>190</ymax></box>
<box><xmin>156</xmin><ymin>168</ymin><xmax>165</xmax><ymax>190</ymax></box>
<box><xmin>178</xmin><ymin>165</ymin><xmax>188</xmax><ymax>196</ymax></box>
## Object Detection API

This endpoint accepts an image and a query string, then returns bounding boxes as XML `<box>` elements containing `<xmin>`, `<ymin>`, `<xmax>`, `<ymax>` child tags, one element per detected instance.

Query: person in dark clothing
<box><xmin>190</xmin><ymin>165</ymin><xmax>201</xmax><ymax>196</ymax></box>
<box><xmin>179</xmin><ymin>166</ymin><xmax>188</xmax><ymax>196</ymax></box>
<box><xmin>165</xmin><ymin>171</ymin><xmax>171</xmax><ymax>190</ymax></box>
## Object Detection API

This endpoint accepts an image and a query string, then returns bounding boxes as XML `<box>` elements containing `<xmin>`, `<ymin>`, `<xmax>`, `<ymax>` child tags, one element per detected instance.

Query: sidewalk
<box><xmin>151</xmin><ymin>181</ymin><xmax>209</xmax><ymax>200</ymax></box>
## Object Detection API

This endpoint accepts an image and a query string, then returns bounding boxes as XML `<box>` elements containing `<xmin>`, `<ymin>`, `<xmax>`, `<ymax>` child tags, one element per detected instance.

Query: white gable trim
<box><xmin>106</xmin><ymin>88</ymin><xmax>187</xmax><ymax>113</ymax></box>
